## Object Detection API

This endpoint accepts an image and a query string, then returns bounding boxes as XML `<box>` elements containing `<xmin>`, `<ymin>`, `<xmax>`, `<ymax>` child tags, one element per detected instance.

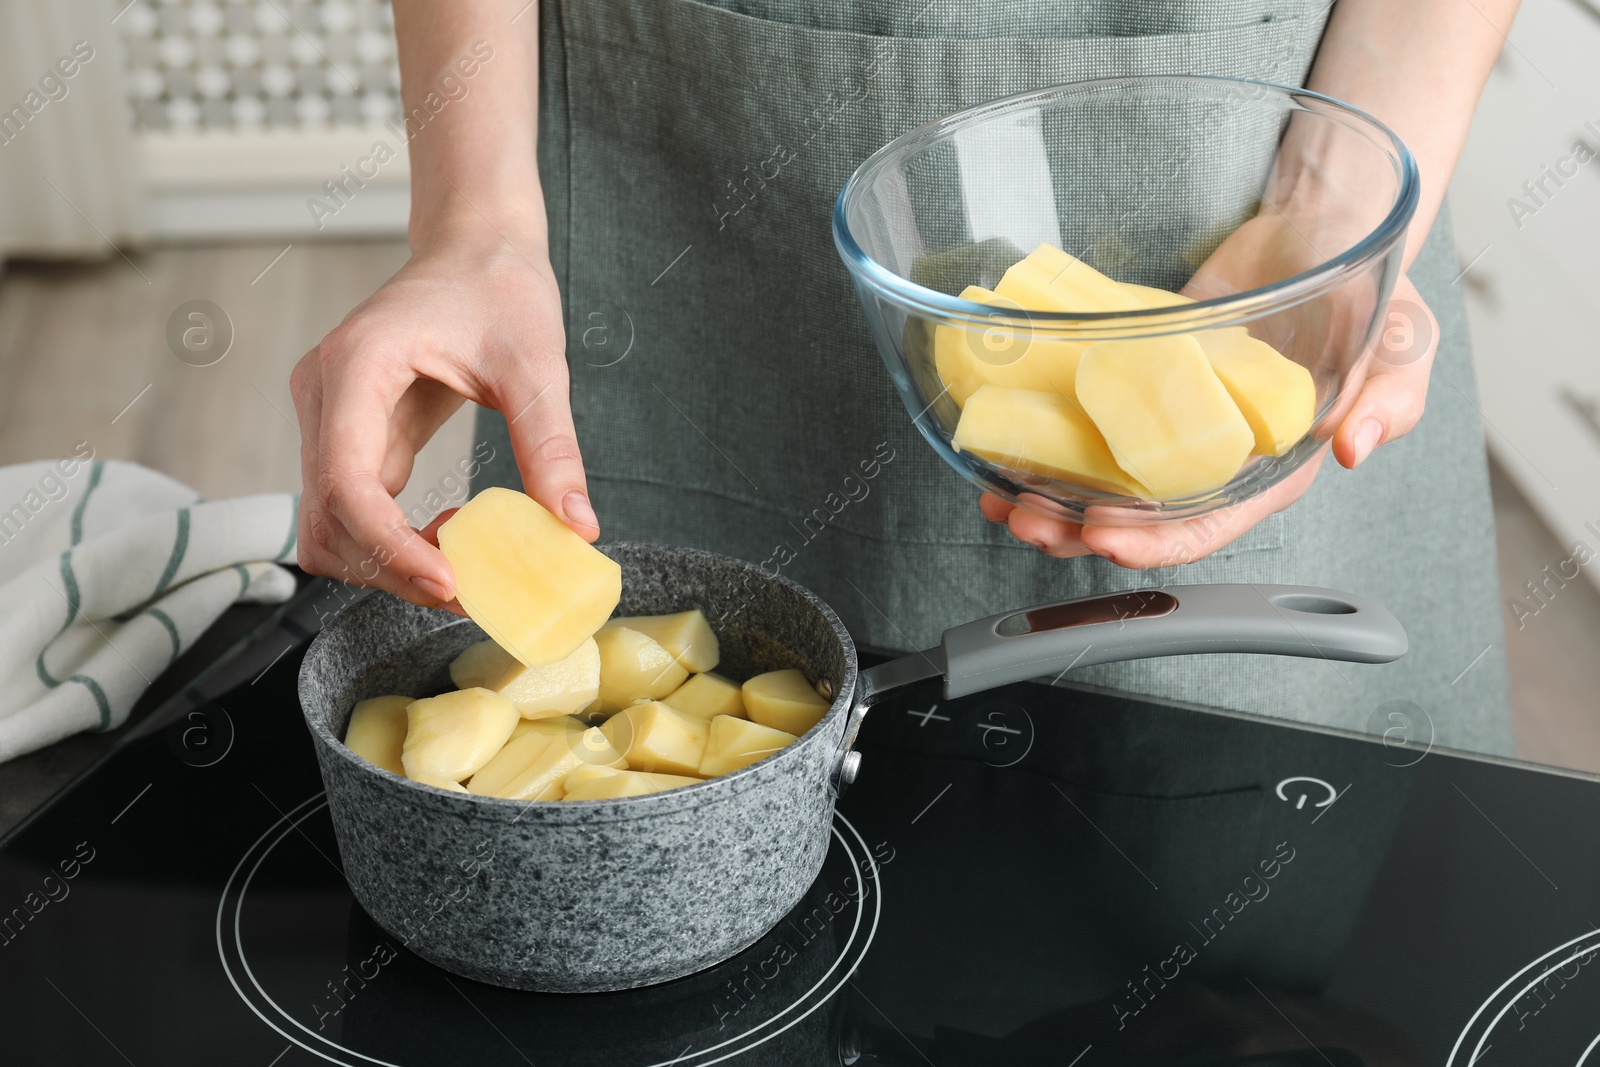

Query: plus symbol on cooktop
<box><xmin>906</xmin><ymin>704</ymin><xmax>950</xmax><ymax>726</ymax></box>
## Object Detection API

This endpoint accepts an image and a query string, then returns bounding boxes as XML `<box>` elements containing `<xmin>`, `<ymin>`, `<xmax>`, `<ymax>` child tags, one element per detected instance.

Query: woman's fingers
<box><xmin>1078</xmin><ymin>455</ymin><xmax>1323</xmax><ymax>569</ymax></box>
<box><xmin>978</xmin><ymin>493</ymin><xmax>1015</xmax><ymax>524</ymax></box>
<box><xmin>314</xmin><ymin>337</ymin><xmax>459</xmax><ymax>606</ymax></box>
<box><xmin>287</xmin><ymin>237</ymin><xmax>585</xmax><ymax>602</ymax></box>
<box><xmin>981</xmin><ymin>454</ymin><xmax>1324</xmax><ymax>569</ymax></box>
<box><xmin>1004</xmin><ymin>493</ymin><xmax>1096</xmax><ymax>558</ymax></box>
<box><xmin>494</xmin><ymin>368</ymin><xmax>598</xmax><ymax>542</ymax></box>
<box><xmin>410</xmin><ymin>507</ymin><xmax>467</xmax><ymax>616</ymax></box>
<box><xmin>1333</xmin><ymin>278</ymin><xmax>1438</xmax><ymax>469</ymax></box>
<box><xmin>977</xmin><ymin>276</ymin><xmax>1434</xmax><ymax>568</ymax></box>
<box><xmin>418</xmin><ymin>507</ymin><xmax>457</xmax><ymax>545</ymax></box>
<box><xmin>381</xmin><ymin>377</ymin><xmax>467</xmax><ymax>496</ymax></box>
<box><xmin>289</xmin><ymin>349</ymin><xmax>344</xmax><ymax>581</ymax></box>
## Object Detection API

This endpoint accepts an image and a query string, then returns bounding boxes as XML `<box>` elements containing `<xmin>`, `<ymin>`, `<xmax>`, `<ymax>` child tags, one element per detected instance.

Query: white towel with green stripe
<box><xmin>0</xmin><ymin>455</ymin><xmax>299</xmax><ymax>763</ymax></box>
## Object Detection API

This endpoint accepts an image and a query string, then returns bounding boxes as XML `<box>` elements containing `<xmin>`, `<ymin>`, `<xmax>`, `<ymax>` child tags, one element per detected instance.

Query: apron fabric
<box><xmin>475</xmin><ymin>0</ymin><xmax>1513</xmax><ymax>757</ymax></box>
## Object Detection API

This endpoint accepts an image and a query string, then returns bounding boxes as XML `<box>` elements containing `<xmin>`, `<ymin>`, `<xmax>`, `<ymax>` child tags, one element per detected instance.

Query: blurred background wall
<box><xmin>0</xmin><ymin>0</ymin><xmax>1596</xmax><ymax>770</ymax></box>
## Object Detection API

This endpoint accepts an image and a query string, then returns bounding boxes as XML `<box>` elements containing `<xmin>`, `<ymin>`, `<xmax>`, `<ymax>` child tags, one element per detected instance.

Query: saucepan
<box><xmin>299</xmin><ymin>541</ymin><xmax>1405</xmax><ymax>993</ymax></box>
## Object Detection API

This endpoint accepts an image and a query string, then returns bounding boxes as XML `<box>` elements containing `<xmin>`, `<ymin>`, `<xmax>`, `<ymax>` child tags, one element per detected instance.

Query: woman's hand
<box><xmin>981</xmin><ymin>0</ymin><xmax>1517</xmax><ymax>570</ymax></box>
<box><xmin>983</xmin><ymin>204</ymin><xmax>1439</xmax><ymax>570</ymax></box>
<box><xmin>289</xmin><ymin>227</ymin><xmax>591</xmax><ymax>607</ymax></box>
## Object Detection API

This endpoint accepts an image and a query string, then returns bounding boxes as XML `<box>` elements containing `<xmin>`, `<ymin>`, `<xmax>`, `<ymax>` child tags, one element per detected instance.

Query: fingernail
<box><xmin>1352</xmin><ymin>419</ymin><xmax>1384</xmax><ymax>466</ymax></box>
<box><xmin>411</xmin><ymin>575</ymin><xmax>451</xmax><ymax>602</ymax></box>
<box><xmin>1024</xmin><ymin>538</ymin><xmax>1047</xmax><ymax>552</ymax></box>
<box><xmin>563</xmin><ymin>491</ymin><xmax>599</xmax><ymax>530</ymax></box>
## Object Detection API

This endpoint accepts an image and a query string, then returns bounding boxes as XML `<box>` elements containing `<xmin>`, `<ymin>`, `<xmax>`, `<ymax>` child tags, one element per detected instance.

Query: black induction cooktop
<box><xmin>3</xmin><ymin>579</ymin><xmax>1599</xmax><ymax>1067</ymax></box>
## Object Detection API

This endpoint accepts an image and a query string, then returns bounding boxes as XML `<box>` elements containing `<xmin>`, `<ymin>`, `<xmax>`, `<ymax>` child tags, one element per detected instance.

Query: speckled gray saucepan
<box><xmin>299</xmin><ymin>541</ymin><xmax>1406</xmax><ymax>993</ymax></box>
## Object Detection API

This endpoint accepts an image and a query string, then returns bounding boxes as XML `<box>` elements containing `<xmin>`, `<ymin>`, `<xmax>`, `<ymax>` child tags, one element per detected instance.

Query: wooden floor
<box><xmin>1</xmin><ymin>238</ymin><xmax>1597</xmax><ymax>774</ymax></box>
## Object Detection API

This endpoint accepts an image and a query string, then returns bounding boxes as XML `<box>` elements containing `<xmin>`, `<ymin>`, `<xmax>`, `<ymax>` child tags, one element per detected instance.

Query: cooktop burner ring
<box><xmin>216</xmin><ymin>793</ymin><xmax>883</xmax><ymax>1067</ymax></box>
<box><xmin>1447</xmin><ymin>927</ymin><xmax>1600</xmax><ymax>1067</ymax></box>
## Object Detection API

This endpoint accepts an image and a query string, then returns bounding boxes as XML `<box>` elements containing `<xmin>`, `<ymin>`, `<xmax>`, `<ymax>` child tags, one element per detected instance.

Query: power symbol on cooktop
<box><xmin>1275</xmin><ymin>776</ymin><xmax>1338</xmax><ymax>810</ymax></box>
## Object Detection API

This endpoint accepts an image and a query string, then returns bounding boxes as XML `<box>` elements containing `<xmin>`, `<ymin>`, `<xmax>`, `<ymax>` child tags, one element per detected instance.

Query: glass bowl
<box><xmin>833</xmin><ymin>75</ymin><xmax>1418</xmax><ymax>524</ymax></box>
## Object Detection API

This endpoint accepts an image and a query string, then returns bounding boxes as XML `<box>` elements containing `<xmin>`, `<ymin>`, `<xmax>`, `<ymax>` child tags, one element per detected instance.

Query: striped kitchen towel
<box><xmin>0</xmin><ymin>454</ymin><xmax>299</xmax><ymax>763</ymax></box>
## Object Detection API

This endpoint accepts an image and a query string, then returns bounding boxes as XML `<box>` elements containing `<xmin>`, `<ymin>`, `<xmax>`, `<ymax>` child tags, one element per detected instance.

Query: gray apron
<box><xmin>476</xmin><ymin>0</ymin><xmax>1513</xmax><ymax>756</ymax></box>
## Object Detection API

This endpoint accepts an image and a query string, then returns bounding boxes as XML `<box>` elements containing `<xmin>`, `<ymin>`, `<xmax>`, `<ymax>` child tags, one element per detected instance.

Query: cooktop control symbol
<box><xmin>1275</xmin><ymin>776</ymin><xmax>1338</xmax><ymax>811</ymax></box>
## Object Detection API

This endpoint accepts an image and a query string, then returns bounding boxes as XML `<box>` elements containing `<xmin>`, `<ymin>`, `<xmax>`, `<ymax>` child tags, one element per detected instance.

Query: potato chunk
<box><xmin>402</xmin><ymin>688</ymin><xmax>520</xmax><ymax>786</ymax></box>
<box><xmin>511</xmin><ymin>714</ymin><xmax>586</xmax><ymax>740</ymax></box>
<box><xmin>600</xmin><ymin>701</ymin><xmax>710</xmax><ymax>777</ymax></box>
<box><xmin>698</xmin><ymin>715</ymin><xmax>798</xmax><ymax>776</ymax></box>
<box><xmin>1120</xmin><ymin>282</ymin><xmax>1196</xmax><ymax>309</ymax></box>
<box><xmin>448</xmin><ymin>640</ymin><xmax>520</xmax><ymax>691</ymax></box>
<box><xmin>953</xmin><ymin>386</ymin><xmax>1144</xmax><ymax>496</ymax></box>
<box><xmin>593</xmin><ymin>627</ymin><xmax>689</xmax><ymax>713</ymax></box>
<box><xmin>602</xmin><ymin>609</ymin><xmax>720</xmax><ymax>673</ymax></box>
<box><xmin>468</xmin><ymin>726</ymin><xmax>623</xmax><ymax>801</ymax></box>
<box><xmin>344</xmin><ymin>695</ymin><xmax>411</xmax><ymax>775</ymax></box>
<box><xmin>1076</xmin><ymin>335</ymin><xmax>1255</xmax><ymax>499</ymax></box>
<box><xmin>438</xmin><ymin>488</ymin><xmax>622</xmax><ymax>668</ymax></box>
<box><xmin>563</xmin><ymin>769</ymin><xmax>702</xmax><ymax>801</ymax></box>
<box><xmin>563</xmin><ymin>763</ymin><xmax>626</xmax><ymax>792</ymax></box>
<box><xmin>995</xmin><ymin>244</ymin><xmax>1152</xmax><ymax>314</ymax></box>
<box><xmin>467</xmin><ymin>732</ymin><xmax>567</xmax><ymax>799</ymax></box>
<box><xmin>742</xmin><ymin>669</ymin><xmax>830</xmax><ymax>736</ymax></box>
<box><xmin>1196</xmin><ymin>328</ymin><xmax>1315</xmax><ymax>456</ymax></box>
<box><xmin>499</xmin><ymin>638</ymin><xmax>601</xmax><ymax>718</ymax></box>
<box><xmin>662</xmin><ymin>672</ymin><xmax>746</xmax><ymax>721</ymax></box>
<box><xmin>934</xmin><ymin>285</ymin><xmax>1086</xmax><ymax>406</ymax></box>
<box><xmin>449</xmin><ymin>637</ymin><xmax>601</xmax><ymax>718</ymax></box>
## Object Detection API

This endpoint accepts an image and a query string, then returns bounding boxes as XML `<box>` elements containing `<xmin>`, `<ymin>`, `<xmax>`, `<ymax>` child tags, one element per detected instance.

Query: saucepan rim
<box><xmin>299</xmin><ymin>542</ymin><xmax>862</xmax><ymax>823</ymax></box>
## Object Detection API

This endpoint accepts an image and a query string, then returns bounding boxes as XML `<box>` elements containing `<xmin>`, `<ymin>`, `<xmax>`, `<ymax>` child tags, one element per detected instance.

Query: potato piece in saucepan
<box><xmin>560</xmin><ymin>763</ymin><xmax>697</xmax><ymax>796</ymax></box>
<box><xmin>402</xmin><ymin>688</ymin><xmax>519</xmax><ymax>787</ymax></box>
<box><xmin>468</xmin><ymin>732</ymin><xmax>565</xmax><ymax>799</ymax></box>
<box><xmin>698</xmin><ymin>715</ymin><xmax>797</xmax><ymax>777</ymax></box>
<box><xmin>438</xmin><ymin>488</ymin><xmax>621</xmax><ymax>667</ymax></box>
<box><xmin>661</xmin><ymin>672</ymin><xmax>745</xmax><ymax>721</ymax></box>
<box><xmin>344</xmin><ymin>695</ymin><xmax>411</xmax><ymax>775</ymax></box>
<box><xmin>469</xmin><ymin>726</ymin><xmax>623</xmax><ymax>801</ymax></box>
<box><xmin>601</xmin><ymin>701</ymin><xmax>709</xmax><ymax>777</ymax></box>
<box><xmin>450</xmin><ymin>637</ymin><xmax>601</xmax><ymax>718</ymax></box>
<box><xmin>563</xmin><ymin>769</ymin><xmax>702</xmax><ymax>801</ymax></box>
<box><xmin>602</xmin><ymin>609</ymin><xmax>720</xmax><ymax>673</ymax></box>
<box><xmin>592</xmin><ymin>627</ymin><xmax>689</xmax><ymax>713</ymax></box>
<box><xmin>742</xmin><ymin>669</ymin><xmax>830</xmax><ymax>736</ymax></box>
<box><xmin>448</xmin><ymin>640</ymin><xmax>521</xmax><ymax>691</ymax></box>
<box><xmin>511</xmin><ymin>714</ymin><xmax>587</xmax><ymax>741</ymax></box>
<box><xmin>564</xmin><ymin>763</ymin><xmax>626</xmax><ymax>792</ymax></box>
<box><xmin>499</xmin><ymin>638</ymin><xmax>601</xmax><ymax>718</ymax></box>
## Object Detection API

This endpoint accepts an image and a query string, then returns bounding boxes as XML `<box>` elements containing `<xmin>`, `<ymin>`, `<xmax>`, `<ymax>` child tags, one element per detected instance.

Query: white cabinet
<box><xmin>1450</xmin><ymin>0</ymin><xmax>1600</xmax><ymax>593</ymax></box>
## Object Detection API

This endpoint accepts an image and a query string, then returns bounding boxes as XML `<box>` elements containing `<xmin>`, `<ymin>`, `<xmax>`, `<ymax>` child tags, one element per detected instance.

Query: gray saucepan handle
<box><xmin>938</xmin><ymin>584</ymin><xmax>1407</xmax><ymax>699</ymax></box>
<box><xmin>836</xmin><ymin>584</ymin><xmax>1407</xmax><ymax>787</ymax></box>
